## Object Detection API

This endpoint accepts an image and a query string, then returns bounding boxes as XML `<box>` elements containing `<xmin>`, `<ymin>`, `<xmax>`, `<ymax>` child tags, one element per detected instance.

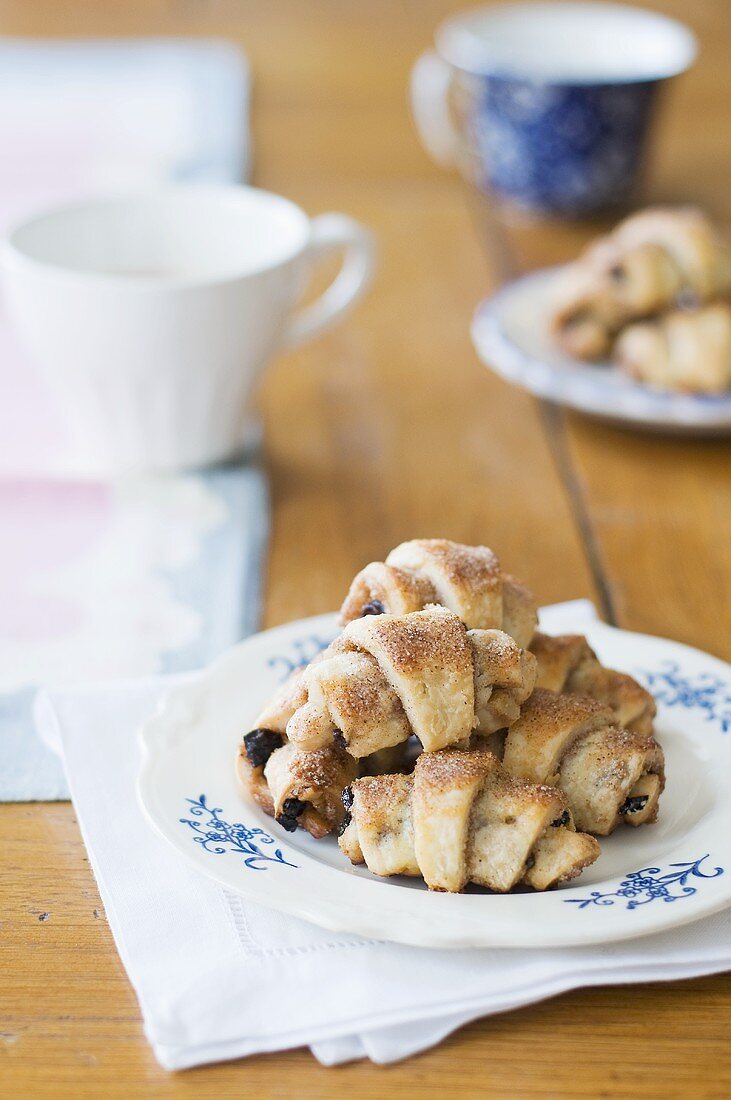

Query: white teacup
<box><xmin>2</xmin><ymin>185</ymin><xmax>375</xmax><ymax>474</ymax></box>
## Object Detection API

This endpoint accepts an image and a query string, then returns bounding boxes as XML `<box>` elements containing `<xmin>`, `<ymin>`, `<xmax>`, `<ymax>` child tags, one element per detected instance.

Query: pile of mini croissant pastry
<box><xmin>238</xmin><ymin>539</ymin><xmax>664</xmax><ymax>894</ymax></box>
<box><xmin>551</xmin><ymin>206</ymin><xmax>731</xmax><ymax>394</ymax></box>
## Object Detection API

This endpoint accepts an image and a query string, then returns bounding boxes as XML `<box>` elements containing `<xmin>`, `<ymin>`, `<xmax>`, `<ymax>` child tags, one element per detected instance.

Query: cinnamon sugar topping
<box><xmin>361</xmin><ymin>606</ymin><xmax>471</xmax><ymax>674</ymax></box>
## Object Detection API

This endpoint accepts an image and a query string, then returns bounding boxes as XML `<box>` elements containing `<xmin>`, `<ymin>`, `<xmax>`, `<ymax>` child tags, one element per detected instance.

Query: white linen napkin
<box><xmin>35</xmin><ymin>601</ymin><xmax>731</xmax><ymax>1069</ymax></box>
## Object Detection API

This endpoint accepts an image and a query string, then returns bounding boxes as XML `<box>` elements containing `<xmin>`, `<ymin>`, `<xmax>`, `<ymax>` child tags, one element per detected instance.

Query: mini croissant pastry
<box><xmin>552</xmin><ymin>206</ymin><xmax>731</xmax><ymax>360</ymax></box>
<box><xmin>339</xmin><ymin>748</ymin><xmax>600</xmax><ymax>892</ymax></box>
<box><xmin>286</xmin><ymin>605</ymin><xmax>537</xmax><ymax>757</ymax></box>
<box><xmin>530</xmin><ymin>631</ymin><xmax>656</xmax><ymax>735</ymax></box>
<box><xmin>238</xmin><ymin>665</ymin><xmax>407</xmax><ymax>838</ymax></box>
<box><xmin>615</xmin><ymin>301</ymin><xmax>731</xmax><ymax>394</ymax></box>
<box><xmin>237</xmin><ymin>730</ymin><xmax>357</xmax><ymax>838</ymax></box>
<box><xmin>340</xmin><ymin>538</ymin><xmax>537</xmax><ymax>648</ymax></box>
<box><xmin>502</xmin><ymin>689</ymin><xmax>665</xmax><ymax>835</ymax></box>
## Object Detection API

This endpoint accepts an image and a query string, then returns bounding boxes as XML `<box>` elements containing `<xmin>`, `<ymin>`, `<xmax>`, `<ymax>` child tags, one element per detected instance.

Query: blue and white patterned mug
<box><xmin>411</xmin><ymin>2</ymin><xmax>696</xmax><ymax>218</ymax></box>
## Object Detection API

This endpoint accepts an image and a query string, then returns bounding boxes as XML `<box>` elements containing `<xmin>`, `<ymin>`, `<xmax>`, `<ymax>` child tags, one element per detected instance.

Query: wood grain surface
<box><xmin>1</xmin><ymin>1</ymin><xmax>730</xmax><ymax>1097</ymax></box>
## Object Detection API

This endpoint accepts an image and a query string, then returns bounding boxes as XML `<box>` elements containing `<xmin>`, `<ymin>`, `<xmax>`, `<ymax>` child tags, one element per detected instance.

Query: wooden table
<box><xmin>2</xmin><ymin>1</ymin><xmax>730</xmax><ymax>1096</ymax></box>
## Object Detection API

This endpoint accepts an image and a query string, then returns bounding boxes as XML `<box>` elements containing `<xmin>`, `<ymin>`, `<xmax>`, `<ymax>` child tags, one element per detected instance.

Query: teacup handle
<box><xmin>410</xmin><ymin>51</ymin><xmax>461</xmax><ymax>167</ymax></box>
<box><xmin>283</xmin><ymin>213</ymin><xmax>376</xmax><ymax>349</ymax></box>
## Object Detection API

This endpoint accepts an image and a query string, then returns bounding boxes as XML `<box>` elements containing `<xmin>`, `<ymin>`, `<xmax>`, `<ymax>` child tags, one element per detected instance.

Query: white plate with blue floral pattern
<box><xmin>137</xmin><ymin>612</ymin><xmax>731</xmax><ymax>949</ymax></box>
<box><xmin>472</xmin><ymin>268</ymin><xmax>731</xmax><ymax>436</ymax></box>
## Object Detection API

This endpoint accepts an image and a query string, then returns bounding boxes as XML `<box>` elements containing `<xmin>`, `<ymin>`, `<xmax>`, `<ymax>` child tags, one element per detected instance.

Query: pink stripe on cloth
<box><xmin>0</xmin><ymin>320</ymin><xmax>72</xmax><ymax>479</ymax></box>
<box><xmin>0</xmin><ymin>480</ymin><xmax>112</xmax><ymax>643</ymax></box>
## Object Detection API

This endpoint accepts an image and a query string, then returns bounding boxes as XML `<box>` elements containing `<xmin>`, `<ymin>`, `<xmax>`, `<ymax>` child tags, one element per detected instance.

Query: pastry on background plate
<box><xmin>616</xmin><ymin>300</ymin><xmax>731</xmax><ymax>394</ymax></box>
<box><xmin>552</xmin><ymin>206</ymin><xmax>731</xmax><ymax>361</ymax></box>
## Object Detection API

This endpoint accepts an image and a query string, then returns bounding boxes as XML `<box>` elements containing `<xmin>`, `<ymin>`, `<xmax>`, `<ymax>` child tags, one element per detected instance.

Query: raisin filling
<box><xmin>620</xmin><ymin>794</ymin><xmax>649</xmax><ymax>816</ymax></box>
<box><xmin>551</xmin><ymin>809</ymin><xmax>571</xmax><ymax>828</ymax></box>
<box><xmin>337</xmin><ymin>785</ymin><xmax>354</xmax><ymax>836</ymax></box>
<box><xmin>361</xmin><ymin>599</ymin><xmax>386</xmax><ymax>617</ymax></box>
<box><xmin>276</xmin><ymin>797</ymin><xmax>308</xmax><ymax>833</ymax></box>
<box><xmin>333</xmin><ymin>730</ymin><xmax>348</xmax><ymax>750</ymax></box>
<box><xmin>243</xmin><ymin>728</ymin><xmax>283</xmax><ymax>769</ymax></box>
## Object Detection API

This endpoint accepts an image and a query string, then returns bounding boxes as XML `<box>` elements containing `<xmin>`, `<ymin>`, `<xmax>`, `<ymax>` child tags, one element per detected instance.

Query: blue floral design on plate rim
<box><xmin>178</xmin><ymin>796</ymin><xmax>724</xmax><ymax>913</ymax></box>
<box><xmin>180</xmin><ymin>794</ymin><xmax>297</xmax><ymax>870</ymax></box>
<box><xmin>566</xmin><ymin>855</ymin><xmax>724</xmax><ymax>911</ymax></box>
<box><xmin>267</xmin><ymin>633</ymin><xmax>335</xmax><ymax>683</ymax></box>
<box><xmin>638</xmin><ymin>661</ymin><xmax>731</xmax><ymax>733</ymax></box>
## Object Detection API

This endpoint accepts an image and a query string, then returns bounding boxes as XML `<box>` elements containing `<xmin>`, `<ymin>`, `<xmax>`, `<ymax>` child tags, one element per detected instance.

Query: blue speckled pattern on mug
<box><xmin>469</xmin><ymin>75</ymin><xmax>660</xmax><ymax>215</ymax></box>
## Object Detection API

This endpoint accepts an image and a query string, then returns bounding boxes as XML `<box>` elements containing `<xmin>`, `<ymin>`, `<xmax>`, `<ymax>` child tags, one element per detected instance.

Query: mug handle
<box><xmin>283</xmin><ymin>213</ymin><xmax>376</xmax><ymax>349</ymax></box>
<box><xmin>409</xmin><ymin>51</ymin><xmax>461</xmax><ymax>167</ymax></box>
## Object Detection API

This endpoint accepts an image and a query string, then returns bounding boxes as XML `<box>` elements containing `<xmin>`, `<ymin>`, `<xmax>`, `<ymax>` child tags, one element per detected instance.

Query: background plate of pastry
<box><xmin>472</xmin><ymin>207</ymin><xmax>731</xmax><ymax>436</ymax></box>
<box><xmin>472</xmin><ymin>272</ymin><xmax>731</xmax><ymax>435</ymax></box>
<box><xmin>138</xmin><ymin>610</ymin><xmax>731</xmax><ymax>950</ymax></box>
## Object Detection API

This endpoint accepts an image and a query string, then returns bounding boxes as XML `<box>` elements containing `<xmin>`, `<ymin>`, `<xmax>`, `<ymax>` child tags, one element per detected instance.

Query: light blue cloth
<box><xmin>2</xmin><ymin>463</ymin><xmax>268</xmax><ymax>801</ymax></box>
<box><xmin>0</xmin><ymin>38</ymin><xmax>261</xmax><ymax>801</ymax></box>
